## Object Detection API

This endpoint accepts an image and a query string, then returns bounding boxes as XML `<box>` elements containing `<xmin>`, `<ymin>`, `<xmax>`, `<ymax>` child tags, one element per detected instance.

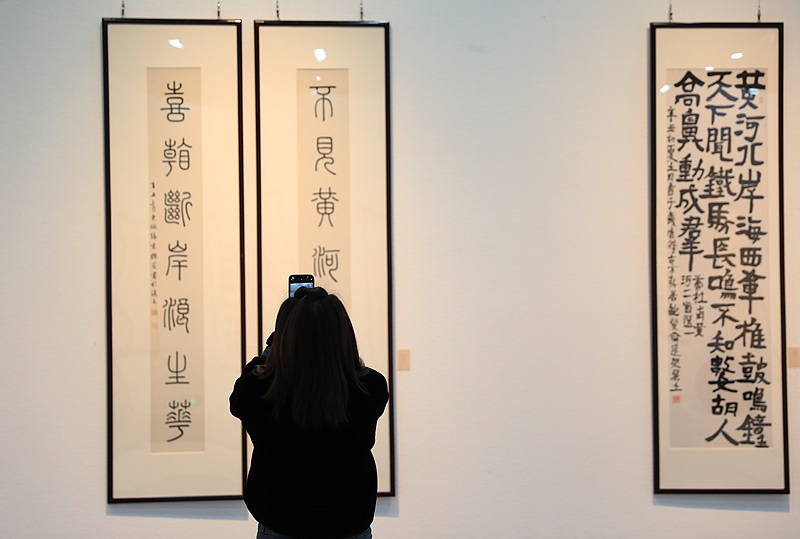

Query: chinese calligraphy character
<box><xmin>164</xmin><ymin>190</ymin><xmax>192</xmax><ymax>227</ymax></box>
<box><xmin>705</xmin><ymin>418</ymin><xmax>739</xmax><ymax>445</ymax></box>
<box><xmin>165</xmin><ymin>350</ymin><xmax>189</xmax><ymax>385</ymax></box>
<box><xmin>161</xmin><ymin>81</ymin><xmax>190</xmax><ymax>122</ymax></box>
<box><xmin>310</xmin><ymin>85</ymin><xmax>335</xmax><ymax>121</ymax></box>
<box><xmin>735</xmin><ymin>69</ymin><xmax>766</xmax><ymax>109</ymax></box>
<box><xmin>165</xmin><ymin>400</ymin><xmax>192</xmax><ymax>442</ymax></box>
<box><xmin>163</xmin><ymin>138</ymin><xmax>193</xmax><ymax>176</ymax></box>
<box><xmin>313</xmin><ymin>245</ymin><xmax>340</xmax><ymax>283</ymax></box>
<box><xmin>163</xmin><ymin>297</ymin><xmax>190</xmax><ymax>333</ymax></box>
<box><xmin>315</xmin><ymin>136</ymin><xmax>336</xmax><ymax>175</ymax></box>
<box><xmin>166</xmin><ymin>241</ymin><xmax>188</xmax><ymax>280</ymax></box>
<box><xmin>312</xmin><ymin>187</ymin><xmax>338</xmax><ymax>227</ymax></box>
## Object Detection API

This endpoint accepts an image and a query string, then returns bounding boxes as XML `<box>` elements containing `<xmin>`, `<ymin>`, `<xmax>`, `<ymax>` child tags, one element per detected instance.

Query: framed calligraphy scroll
<box><xmin>650</xmin><ymin>23</ymin><xmax>788</xmax><ymax>493</ymax></box>
<box><xmin>103</xmin><ymin>18</ymin><xmax>245</xmax><ymax>502</ymax></box>
<box><xmin>255</xmin><ymin>21</ymin><xmax>395</xmax><ymax>495</ymax></box>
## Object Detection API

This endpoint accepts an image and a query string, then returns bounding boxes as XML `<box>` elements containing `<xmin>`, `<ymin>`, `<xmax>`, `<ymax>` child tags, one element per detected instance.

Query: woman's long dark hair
<box><xmin>260</xmin><ymin>287</ymin><xmax>366</xmax><ymax>431</ymax></box>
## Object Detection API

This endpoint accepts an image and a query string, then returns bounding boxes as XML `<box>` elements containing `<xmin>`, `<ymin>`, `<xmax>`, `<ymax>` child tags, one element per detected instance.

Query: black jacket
<box><xmin>230</xmin><ymin>356</ymin><xmax>388</xmax><ymax>538</ymax></box>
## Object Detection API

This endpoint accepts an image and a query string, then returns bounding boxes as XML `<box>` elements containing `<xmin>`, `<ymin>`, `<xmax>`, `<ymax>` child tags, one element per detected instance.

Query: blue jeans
<box><xmin>257</xmin><ymin>522</ymin><xmax>372</xmax><ymax>539</ymax></box>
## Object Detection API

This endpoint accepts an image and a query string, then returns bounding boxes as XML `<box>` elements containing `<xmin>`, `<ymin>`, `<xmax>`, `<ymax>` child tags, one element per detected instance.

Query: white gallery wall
<box><xmin>2</xmin><ymin>0</ymin><xmax>800</xmax><ymax>537</ymax></box>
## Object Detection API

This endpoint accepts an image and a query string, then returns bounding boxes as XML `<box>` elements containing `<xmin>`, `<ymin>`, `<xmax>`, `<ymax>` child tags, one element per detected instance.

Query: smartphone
<box><xmin>288</xmin><ymin>274</ymin><xmax>314</xmax><ymax>297</ymax></box>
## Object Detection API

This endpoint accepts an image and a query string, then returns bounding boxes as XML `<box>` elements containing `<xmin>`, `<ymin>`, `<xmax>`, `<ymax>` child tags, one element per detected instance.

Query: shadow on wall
<box><xmin>106</xmin><ymin>500</ymin><xmax>250</xmax><ymax>520</ymax></box>
<box><xmin>653</xmin><ymin>493</ymin><xmax>789</xmax><ymax>513</ymax></box>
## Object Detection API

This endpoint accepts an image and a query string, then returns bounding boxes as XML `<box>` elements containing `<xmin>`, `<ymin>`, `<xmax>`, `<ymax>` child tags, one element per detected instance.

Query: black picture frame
<box><xmin>254</xmin><ymin>20</ymin><xmax>395</xmax><ymax>496</ymax></box>
<box><xmin>650</xmin><ymin>22</ymin><xmax>788</xmax><ymax>493</ymax></box>
<box><xmin>103</xmin><ymin>17</ymin><xmax>246</xmax><ymax>503</ymax></box>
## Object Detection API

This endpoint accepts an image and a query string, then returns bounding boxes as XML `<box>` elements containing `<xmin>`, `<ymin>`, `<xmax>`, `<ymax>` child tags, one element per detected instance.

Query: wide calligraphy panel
<box><xmin>650</xmin><ymin>23</ymin><xmax>788</xmax><ymax>493</ymax></box>
<box><xmin>255</xmin><ymin>21</ymin><xmax>395</xmax><ymax>495</ymax></box>
<box><xmin>104</xmin><ymin>18</ymin><xmax>245</xmax><ymax>502</ymax></box>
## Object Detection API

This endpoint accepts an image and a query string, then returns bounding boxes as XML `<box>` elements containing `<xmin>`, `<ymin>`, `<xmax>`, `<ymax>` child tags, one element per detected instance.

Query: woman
<box><xmin>230</xmin><ymin>287</ymin><xmax>389</xmax><ymax>539</ymax></box>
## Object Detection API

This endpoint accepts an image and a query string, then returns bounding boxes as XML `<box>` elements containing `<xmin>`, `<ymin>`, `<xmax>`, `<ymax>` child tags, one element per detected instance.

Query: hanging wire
<box><xmin>121</xmin><ymin>0</ymin><xmax>125</xmax><ymax>17</ymax></box>
<box><xmin>276</xmin><ymin>0</ymin><xmax>281</xmax><ymax>21</ymax></box>
<box><xmin>758</xmin><ymin>0</ymin><xmax>762</xmax><ymax>22</ymax></box>
<box><xmin>668</xmin><ymin>1</ymin><xmax>673</xmax><ymax>23</ymax></box>
<box><xmin>217</xmin><ymin>1</ymin><xmax>221</xmax><ymax>19</ymax></box>
<box><xmin>360</xmin><ymin>0</ymin><xmax>364</xmax><ymax>21</ymax></box>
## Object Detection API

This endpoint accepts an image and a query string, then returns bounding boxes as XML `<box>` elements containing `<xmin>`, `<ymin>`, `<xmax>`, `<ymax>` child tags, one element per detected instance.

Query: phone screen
<box><xmin>288</xmin><ymin>274</ymin><xmax>314</xmax><ymax>297</ymax></box>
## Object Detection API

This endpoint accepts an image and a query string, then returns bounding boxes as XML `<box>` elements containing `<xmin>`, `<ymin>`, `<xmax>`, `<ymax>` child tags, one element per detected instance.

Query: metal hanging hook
<box><xmin>276</xmin><ymin>0</ymin><xmax>281</xmax><ymax>21</ymax></box>
<box><xmin>758</xmin><ymin>0</ymin><xmax>762</xmax><ymax>22</ymax></box>
<box><xmin>360</xmin><ymin>0</ymin><xmax>364</xmax><ymax>21</ymax></box>
<box><xmin>121</xmin><ymin>0</ymin><xmax>125</xmax><ymax>17</ymax></box>
<box><xmin>217</xmin><ymin>1</ymin><xmax>221</xmax><ymax>19</ymax></box>
<box><xmin>668</xmin><ymin>1</ymin><xmax>673</xmax><ymax>23</ymax></box>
